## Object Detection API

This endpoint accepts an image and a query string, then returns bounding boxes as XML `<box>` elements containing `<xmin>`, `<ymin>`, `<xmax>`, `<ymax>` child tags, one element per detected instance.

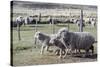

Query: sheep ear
<box><xmin>38</xmin><ymin>33</ymin><xmax>43</xmax><ymax>37</ymax></box>
<box><xmin>38</xmin><ymin>33</ymin><xmax>41</xmax><ymax>35</ymax></box>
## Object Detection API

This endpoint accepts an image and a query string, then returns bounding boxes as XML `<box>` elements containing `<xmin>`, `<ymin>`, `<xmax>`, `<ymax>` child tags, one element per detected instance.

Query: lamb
<box><xmin>34</xmin><ymin>31</ymin><xmax>56</xmax><ymax>54</ymax></box>
<box><xmin>57</xmin><ymin>28</ymin><xmax>95</xmax><ymax>57</ymax></box>
<box><xmin>49</xmin><ymin>36</ymin><xmax>67</xmax><ymax>58</ymax></box>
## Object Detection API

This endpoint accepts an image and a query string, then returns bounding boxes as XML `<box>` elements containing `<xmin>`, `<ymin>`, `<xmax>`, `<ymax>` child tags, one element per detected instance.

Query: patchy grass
<box><xmin>11</xmin><ymin>24</ymin><xmax>97</xmax><ymax>66</ymax></box>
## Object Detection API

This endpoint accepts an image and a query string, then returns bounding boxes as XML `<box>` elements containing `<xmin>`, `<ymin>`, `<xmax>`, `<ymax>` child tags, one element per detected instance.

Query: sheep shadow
<box><xmin>86</xmin><ymin>54</ymin><xmax>97</xmax><ymax>59</ymax></box>
<box><xmin>73</xmin><ymin>53</ymin><xmax>97</xmax><ymax>59</ymax></box>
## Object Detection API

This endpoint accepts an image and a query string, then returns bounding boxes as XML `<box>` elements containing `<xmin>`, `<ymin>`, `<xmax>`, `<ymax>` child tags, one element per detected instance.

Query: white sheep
<box><xmin>16</xmin><ymin>16</ymin><xmax>25</xmax><ymax>27</ymax></box>
<box><xmin>34</xmin><ymin>31</ymin><xmax>57</xmax><ymax>55</ymax></box>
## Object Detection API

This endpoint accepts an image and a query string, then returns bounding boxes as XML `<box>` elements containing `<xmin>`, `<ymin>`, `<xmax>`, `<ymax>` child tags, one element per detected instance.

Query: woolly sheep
<box><xmin>57</xmin><ymin>28</ymin><xmax>95</xmax><ymax>56</ymax></box>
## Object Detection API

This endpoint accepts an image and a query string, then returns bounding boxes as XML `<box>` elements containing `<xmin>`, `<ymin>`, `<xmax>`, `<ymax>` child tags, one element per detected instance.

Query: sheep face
<box><xmin>57</xmin><ymin>28</ymin><xmax>68</xmax><ymax>38</ymax></box>
<box><xmin>34</xmin><ymin>31</ymin><xmax>44</xmax><ymax>40</ymax></box>
<box><xmin>34</xmin><ymin>31</ymin><xmax>40</xmax><ymax>39</ymax></box>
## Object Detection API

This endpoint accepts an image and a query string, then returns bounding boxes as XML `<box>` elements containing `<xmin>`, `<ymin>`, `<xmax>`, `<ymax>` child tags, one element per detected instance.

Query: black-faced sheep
<box><xmin>49</xmin><ymin>36</ymin><xmax>67</xmax><ymax>58</ymax></box>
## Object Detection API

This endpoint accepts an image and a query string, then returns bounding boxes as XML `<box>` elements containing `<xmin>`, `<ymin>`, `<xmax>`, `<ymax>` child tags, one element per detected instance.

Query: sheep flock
<box><xmin>34</xmin><ymin>28</ymin><xmax>96</xmax><ymax>58</ymax></box>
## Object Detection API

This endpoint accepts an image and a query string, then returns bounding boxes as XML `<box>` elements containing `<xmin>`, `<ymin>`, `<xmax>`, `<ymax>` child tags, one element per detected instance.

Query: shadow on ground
<box><xmin>73</xmin><ymin>54</ymin><xmax>97</xmax><ymax>59</ymax></box>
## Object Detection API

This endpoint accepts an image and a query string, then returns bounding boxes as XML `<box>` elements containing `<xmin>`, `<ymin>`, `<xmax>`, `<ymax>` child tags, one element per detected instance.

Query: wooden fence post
<box><xmin>35</xmin><ymin>13</ymin><xmax>41</xmax><ymax>32</ymax></box>
<box><xmin>79</xmin><ymin>9</ymin><xmax>83</xmax><ymax>32</ymax></box>
<box><xmin>34</xmin><ymin>19</ymin><xmax>37</xmax><ymax>45</ymax></box>
<box><xmin>34</xmin><ymin>13</ymin><xmax>41</xmax><ymax>44</ymax></box>
<box><xmin>52</xmin><ymin>18</ymin><xmax>55</xmax><ymax>34</ymax></box>
<box><xmin>17</xmin><ymin>22</ymin><xmax>21</xmax><ymax>41</ymax></box>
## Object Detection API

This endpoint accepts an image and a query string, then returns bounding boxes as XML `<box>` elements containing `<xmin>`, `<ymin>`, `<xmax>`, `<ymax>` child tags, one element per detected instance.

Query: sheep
<box><xmin>26</xmin><ymin>16</ymin><xmax>35</xmax><ymax>24</ymax></box>
<box><xmin>91</xmin><ymin>20</ymin><xmax>96</xmax><ymax>27</ymax></box>
<box><xmin>86</xmin><ymin>18</ymin><xmax>96</xmax><ymax>27</ymax></box>
<box><xmin>49</xmin><ymin>36</ymin><xmax>67</xmax><ymax>58</ymax></box>
<box><xmin>16</xmin><ymin>16</ymin><xmax>25</xmax><ymax>27</ymax></box>
<box><xmin>76</xmin><ymin>20</ymin><xmax>85</xmax><ymax>27</ymax></box>
<box><xmin>57</xmin><ymin>28</ymin><xmax>95</xmax><ymax>57</ymax></box>
<box><xmin>34</xmin><ymin>31</ymin><xmax>56</xmax><ymax>55</ymax></box>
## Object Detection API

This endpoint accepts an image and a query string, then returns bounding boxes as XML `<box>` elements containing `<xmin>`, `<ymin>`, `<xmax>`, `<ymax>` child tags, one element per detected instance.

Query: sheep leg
<box><xmin>55</xmin><ymin>49</ymin><xmax>66</xmax><ymax>55</ymax></box>
<box><xmin>59</xmin><ymin>49</ymin><xmax>62</xmax><ymax>58</ymax></box>
<box><xmin>84</xmin><ymin>49</ymin><xmax>89</xmax><ymax>57</ymax></box>
<box><xmin>74</xmin><ymin>49</ymin><xmax>77</xmax><ymax>54</ymax></box>
<box><xmin>62</xmin><ymin>49</ymin><xmax>66</xmax><ymax>55</ymax></box>
<box><xmin>62</xmin><ymin>49</ymin><xmax>67</xmax><ymax>58</ymax></box>
<box><xmin>55</xmin><ymin>49</ymin><xmax>60</xmax><ymax>55</ymax></box>
<box><xmin>76</xmin><ymin>49</ymin><xmax>80</xmax><ymax>53</ymax></box>
<box><xmin>77</xmin><ymin>49</ymin><xmax>81</xmax><ymax>55</ymax></box>
<box><xmin>40</xmin><ymin>45</ymin><xmax>46</xmax><ymax>55</ymax></box>
<box><xmin>45</xmin><ymin>46</ymin><xmax>53</xmax><ymax>53</ymax></box>
<box><xmin>78</xmin><ymin>49</ymin><xmax>81</xmax><ymax>54</ymax></box>
<box><xmin>45</xmin><ymin>46</ymin><xmax>49</xmax><ymax>51</ymax></box>
<box><xmin>70</xmin><ymin>49</ymin><xmax>75</xmax><ymax>56</ymax></box>
<box><xmin>91</xmin><ymin>47</ymin><xmax>94</xmax><ymax>55</ymax></box>
<box><xmin>90</xmin><ymin>45</ymin><xmax>94</xmax><ymax>55</ymax></box>
<box><xmin>61</xmin><ymin>38</ymin><xmax>68</xmax><ymax>49</ymax></box>
<box><xmin>70</xmin><ymin>50</ymin><xmax>73</xmax><ymax>56</ymax></box>
<box><xmin>34</xmin><ymin>38</ymin><xmax>37</xmax><ymax>45</ymax></box>
<box><xmin>75</xmin><ymin>49</ymin><xmax>81</xmax><ymax>56</ymax></box>
<box><xmin>91</xmin><ymin>45</ymin><xmax>94</xmax><ymax>54</ymax></box>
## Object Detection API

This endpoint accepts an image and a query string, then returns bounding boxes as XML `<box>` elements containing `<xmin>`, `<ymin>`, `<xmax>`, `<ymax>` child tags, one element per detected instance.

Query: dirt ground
<box><xmin>12</xmin><ymin>46</ymin><xmax>97</xmax><ymax>66</ymax></box>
